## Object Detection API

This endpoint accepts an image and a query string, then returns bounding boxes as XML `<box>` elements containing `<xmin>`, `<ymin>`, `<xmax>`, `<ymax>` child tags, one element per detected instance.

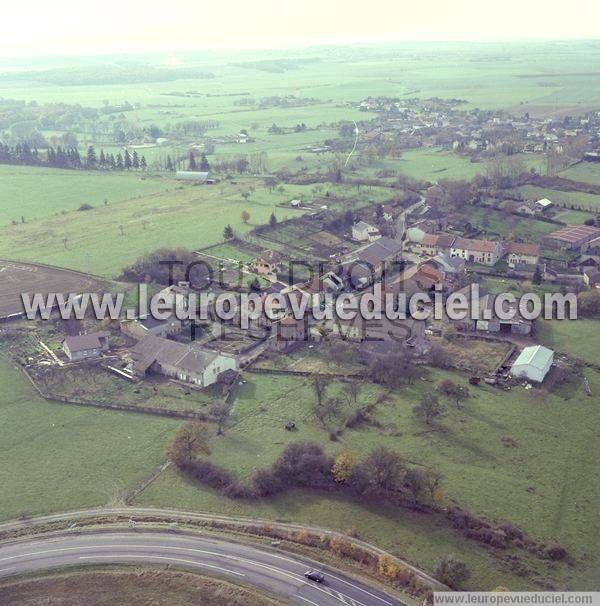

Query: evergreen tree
<box><xmin>223</xmin><ymin>224</ymin><xmax>234</xmax><ymax>239</ymax></box>
<box><xmin>132</xmin><ymin>150</ymin><xmax>140</xmax><ymax>169</ymax></box>
<box><xmin>124</xmin><ymin>149</ymin><xmax>132</xmax><ymax>170</ymax></box>
<box><xmin>99</xmin><ymin>150</ymin><xmax>106</xmax><ymax>167</ymax></box>
<box><xmin>269</xmin><ymin>213</ymin><xmax>277</xmax><ymax>228</ymax></box>
<box><xmin>116</xmin><ymin>153</ymin><xmax>124</xmax><ymax>170</ymax></box>
<box><xmin>166</xmin><ymin>155</ymin><xmax>174</xmax><ymax>171</ymax></box>
<box><xmin>188</xmin><ymin>150</ymin><xmax>197</xmax><ymax>170</ymax></box>
<box><xmin>86</xmin><ymin>145</ymin><xmax>97</xmax><ymax>168</ymax></box>
<box><xmin>199</xmin><ymin>152</ymin><xmax>210</xmax><ymax>171</ymax></box>
<box><xmin>140</xmin><ymin>156</ymin><xmax>147</xmax><ymax>170</ymax></box>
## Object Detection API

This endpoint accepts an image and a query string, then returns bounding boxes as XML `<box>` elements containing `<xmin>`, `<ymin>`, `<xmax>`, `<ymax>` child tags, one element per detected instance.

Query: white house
<box><xmin>511</xmin><ymin>345</ymin><xmax>554</xmax><ymax>383</ymax></box>
<box><xmin>352</xmin><ymin>221</ymin><xmax>380</xmax><ymax>242</ymax></box>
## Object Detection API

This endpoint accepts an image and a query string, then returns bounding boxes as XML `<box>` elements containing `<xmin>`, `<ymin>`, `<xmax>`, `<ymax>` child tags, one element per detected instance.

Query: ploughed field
<box><xmin>0</xmin><ymin>260</ymin><xmax>103</xmax><ymax>318</ymax></box>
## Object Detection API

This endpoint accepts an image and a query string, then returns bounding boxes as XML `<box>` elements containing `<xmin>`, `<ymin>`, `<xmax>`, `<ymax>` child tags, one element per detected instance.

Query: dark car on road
<box><xmin>304</xmin><ymin>570</ymin><xmax>325</xmax><ymax>583</ymax></box>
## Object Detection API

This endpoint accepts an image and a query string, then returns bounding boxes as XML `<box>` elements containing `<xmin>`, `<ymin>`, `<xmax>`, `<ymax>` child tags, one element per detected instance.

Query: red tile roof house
<box><xmin>62</xmin><ymin>331</ymin><xmax>110</xmax><ymax>362</ymax></box>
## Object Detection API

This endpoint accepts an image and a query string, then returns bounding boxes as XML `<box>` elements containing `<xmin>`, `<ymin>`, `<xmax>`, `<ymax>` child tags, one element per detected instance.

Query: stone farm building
<box><xmin>505</xmin><ymin>242</ymin><xmax>540</xmax><ymax>267</ymax></box>
<box><xmin>352</xmin><ymin>221</ymin><xmax>381</xmax><ymax>242</ymax></box>
<box><xmin>131</xmin><ymin>335</ymin><xmax>237</xmax><ymax>388</ymax></box>
<box><xmin>450</xmin><ymin>237</ymin><xmax>502</xmax><ymax>266</ymax></box>
<box><xmin>63</xmin><ymin>331</ymin><xmax>110</xmax><ymax>361</ymax></box>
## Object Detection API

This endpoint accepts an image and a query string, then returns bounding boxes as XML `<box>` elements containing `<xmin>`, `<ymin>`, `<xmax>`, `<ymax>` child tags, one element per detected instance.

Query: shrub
<box><xmin>435</xmin><ymin>554</ymin><xmax>471</xmax><ymax>589</ymax></box>
<box><xmin>78</xmin><ymin>203</ymin><xmax>93</xmax><ymax>211</ymax></box>
<box><xmin>544</xmin><ymin>544</ymin><xmax>567</xmax><ymax>560</ymax></box>
<box><xmin>252</xmin><ymin>468</ymin><xmax>284</xmax><ymax>497</ymax></box>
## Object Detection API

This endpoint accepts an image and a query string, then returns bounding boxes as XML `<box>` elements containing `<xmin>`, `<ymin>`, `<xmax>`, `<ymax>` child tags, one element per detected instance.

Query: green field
<box><xmin>536</xmin><ymin>319</ymin><xmax>600</xmax><ymax>364</ymax></box>
<box><xmin>559</xmin><ymin>162</ymin><xmax>600</xmax><ymax>186</ymax></box>
<box><xmin>0</xmin><ymin>166</ymin><xmax>173</xmax><ymax>227</ymax></box>
<box><xmin>514</xmin><ymin>185</ymin><xmax>600</xmax><ymax>212</ymax></box>
<box><xmin>0</xmin><ymin>356</ymin><xmax>178</xmax><ymax>519</ymax></box>
<box><xmin>0</xmin><ymin>172</ymin><xmax>397</xmax><ymax>276</ymax></box>
<box><xmin>553</xmin><ymin>209</ymin><xmax>597</xmax><ymax>225</ymax></box>
<box><xmin>465</xmin><ymin>206</ymin><xmax>557</xmax><ymax>241</ymax></box>
<box><xmin>0</xmin><ymin>177</ymin><xmax>306</xmax><ymax>276</ymax></box>
<box><xmin>136</xmin><ymin>367</ymin><xmax>600</xmax><ymax>591</ymax></box>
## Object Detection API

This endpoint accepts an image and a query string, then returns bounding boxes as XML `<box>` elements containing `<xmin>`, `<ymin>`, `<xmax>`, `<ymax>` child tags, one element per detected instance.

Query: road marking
<box><xmin>298</xmin><ymin>596</ymin><xmax>322</xmax><ymax>606</ymax></box>
<box><xmin>79</xmin><ymin>555</ymin><xmax>244</xmax><ymax>577</ymax></box>
<box><xmin>0</xmin><ymin>541</ymin><xmax>379</xmax><ymax>606</ymax></box>
<box><xmin>0</xmin><ymin>567</ymin><xmax>15</xmax><ymax>574</ymax></box>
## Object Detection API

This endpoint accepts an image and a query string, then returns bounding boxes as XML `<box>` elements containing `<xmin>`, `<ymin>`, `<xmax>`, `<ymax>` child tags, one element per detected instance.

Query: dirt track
<box><xmin>0</xmin><ymin>260</ymin><xmax>104</xmax><ymax>319</ymax></box>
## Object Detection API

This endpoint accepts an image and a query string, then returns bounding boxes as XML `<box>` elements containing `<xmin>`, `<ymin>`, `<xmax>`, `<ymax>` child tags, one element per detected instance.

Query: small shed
<box><xmin>511</xmin><ymin>345</ymin><xmax>554</xmax><ymax>383</ymax></box>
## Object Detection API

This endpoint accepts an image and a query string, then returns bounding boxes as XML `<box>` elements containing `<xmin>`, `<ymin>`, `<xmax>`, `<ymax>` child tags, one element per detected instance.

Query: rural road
<box><xmin>0</xmin><ymin>530</ymin><xmax>406</xmax><ymax>606</ymax></box>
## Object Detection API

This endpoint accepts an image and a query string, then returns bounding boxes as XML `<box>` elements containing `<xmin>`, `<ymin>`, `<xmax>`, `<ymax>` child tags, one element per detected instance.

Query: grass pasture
<box><xmin>0</xmin><ymin>166</ymin><xmax>173</xmax><ymax>227</ymax></box>
<box><xmin>463</xmin><ymin>206</ymin><xmax>557</xmax><ymax>241</ymax></box>
<box><xmin>0</xmin><ymin>179</ymin><xmax>304</xmax><ymax>276</ymax></box>
<box><xmin>513</xmin><ymin>185</ymin><xmax>600</xmax><ymax>212</ymax></box>
<box><xmin>138</xmin><ymin>367</ymin><xmax>600</xmax><ymax>591</ymax></box>
<box><xmin>0</xmin><ymin>355</ymin><xmax>178</xmax><ymax>520</ymax></box>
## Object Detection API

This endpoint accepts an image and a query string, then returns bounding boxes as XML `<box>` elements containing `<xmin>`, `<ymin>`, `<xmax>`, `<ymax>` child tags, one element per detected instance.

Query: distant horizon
<box><xmin>2</xmin><ymin>0</ymin><xmax>599</xmax><ymax>61</ymax></box>
<box><xmin>1</xmin><ymin>36</ymin><xmax>599</xmax><ymax>65</ymax></box>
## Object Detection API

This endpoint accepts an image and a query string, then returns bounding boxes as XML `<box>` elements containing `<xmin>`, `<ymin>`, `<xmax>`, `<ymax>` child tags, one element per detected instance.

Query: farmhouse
<box><xmin>271</xmin><ymin>316</ymin><xmax>308</xmax><ymax>351</ymax></box>
<box><xmin>511</xmin><ymin>345</ymin><xmax>554</xmax><ymax>383</ymax></box>
<box><xmin>427</xmin><ymin>253</ymin><xmax>466</xmax><ymax>276</ymax></box>
<box><xmin>342</xmin><ymin>236</ymin><xmax>403</xmax><ymax>287</ymax></box>
<box><xmin>516</xmin><ymin>201</ymin><xmax>537</xmax><ymax>216</ymax></box>
<box><xmin>252</xmin><ymin>250</ymin><xmax>284</xmax><ymax>276</ymax></box>
<box><xmin>542</xmin><ymin>225</ymin><xmax>600</xmax><ymax>252</ymax></box>
<box><xmin>505</xmin><ymin>242</ymin><xmax>540</xmax><ymax>267</ymax></box>
<box><xmin>352</xmin><ymin>220</ymin><xmax>381</xmax><ymax>242</ymax></box>
<box><xmin>63</xmin><ymin>331</ymin><xmax>110</xmax><ymax>361</ymax></box>
<box><xmin>414</xmin><ymin>263</ymin><xmax>446</xmax><ymax>290</ymax></box>
<box><xmin>451</xmin><ymin>237</ymin><xmax>502</xmax><ymax>266</ymax></box>
<box><xmin>122</xmin><ymin>314</ymin><xmax>182</xmax><ymax>339</ymax></box>
<box><xmin>416</xmin><ymin>233</ymin><xmax>456</xmax><ymax>256</ymax></box>
<box><xmin>131</xmin><ymin>335</ymin><xmax>237</xmax><ymax>388</ymax></box>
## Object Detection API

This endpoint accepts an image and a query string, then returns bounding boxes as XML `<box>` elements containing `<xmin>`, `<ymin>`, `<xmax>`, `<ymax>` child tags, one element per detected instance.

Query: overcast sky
<box><xmin>2</xmin><ymin>0</ymin><xmax>599</xmax><ymax>57</ymax></box>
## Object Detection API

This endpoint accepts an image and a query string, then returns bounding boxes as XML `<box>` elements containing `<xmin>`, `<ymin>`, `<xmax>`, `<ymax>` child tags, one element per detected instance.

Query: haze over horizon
<box><xmin>1</xmin><ymin>0</ymin><xmax>599</xmax><ymax>59</ymax></box>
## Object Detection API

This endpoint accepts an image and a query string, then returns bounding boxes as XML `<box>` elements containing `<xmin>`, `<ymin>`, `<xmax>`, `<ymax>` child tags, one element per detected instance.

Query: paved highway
<box><xmin>0</xmin><ymin>530</ymin><xmax>406</xmax><ymax>606</ymax></box>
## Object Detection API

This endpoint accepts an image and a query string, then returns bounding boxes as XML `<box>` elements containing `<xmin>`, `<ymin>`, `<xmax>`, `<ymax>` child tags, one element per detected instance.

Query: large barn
<box><xmin>511</xmin><ymin>345</ymin><xmax>554</xmax><ymax>383</ymax></box>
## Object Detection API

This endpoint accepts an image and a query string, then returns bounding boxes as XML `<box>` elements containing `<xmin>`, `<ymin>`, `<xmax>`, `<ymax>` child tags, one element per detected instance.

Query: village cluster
<box><xmin>47</xmin><ymin>180</ymin><xmax>599</xmax><ymax>396</ymax></box>
<box><xmin>352</xmin><ymin>97</ymin><xmax>600</xmax><ymax>159</ymax></box>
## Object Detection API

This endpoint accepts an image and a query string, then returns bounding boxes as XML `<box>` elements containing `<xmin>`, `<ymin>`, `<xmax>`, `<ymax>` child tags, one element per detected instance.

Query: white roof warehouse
<box><xmin>511</xmin><ymin>345</ymin><xmax>554</xmax><ymax>383</ymax></box>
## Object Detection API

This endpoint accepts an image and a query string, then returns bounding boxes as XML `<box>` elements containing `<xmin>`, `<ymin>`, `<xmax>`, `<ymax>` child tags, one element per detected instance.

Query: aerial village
<box><xmin>6</xmin><ymin>169</ymin><xmax>599</xmax><ymax>420</ymax></box>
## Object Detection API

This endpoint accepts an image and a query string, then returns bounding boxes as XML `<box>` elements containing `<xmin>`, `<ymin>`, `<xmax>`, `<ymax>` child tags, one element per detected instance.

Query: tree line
<box><xmin>0</xmin><ymin>142</ymin><xmax>147</xmax><ymax>172</ymax></box>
